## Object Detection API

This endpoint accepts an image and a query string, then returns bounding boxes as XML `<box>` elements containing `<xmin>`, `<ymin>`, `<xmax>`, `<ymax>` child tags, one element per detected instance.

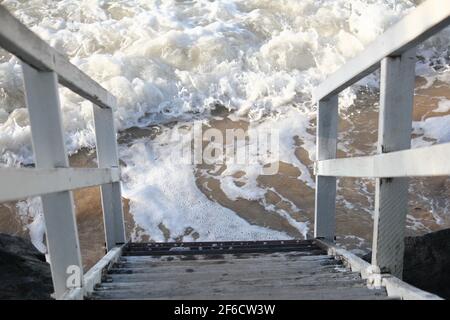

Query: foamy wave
<box><xmin>1</xmin><ymin>0</ymin><xmax>449</xmax><ymax>244</ymax></box>
<box><xmin>2</xmin><ymin>0</ymin><xmax>448</xmax><ymax>166</ymax></box>
<box><xmin>120</xmin><ymin>123</ymin><xmax>290</xmax><ymax>241</ymax></box>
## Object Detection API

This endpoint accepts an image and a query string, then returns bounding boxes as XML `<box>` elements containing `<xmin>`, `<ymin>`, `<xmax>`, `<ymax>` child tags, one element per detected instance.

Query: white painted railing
<box><xmin>0</xmin><ymin>6</ymin><xmax>126</xmax><ymax>299</ymax></box>
<box><xmin>314</xmin><ymin>0</ymin><xmax>450</xmax><ymax>279</ymax></box>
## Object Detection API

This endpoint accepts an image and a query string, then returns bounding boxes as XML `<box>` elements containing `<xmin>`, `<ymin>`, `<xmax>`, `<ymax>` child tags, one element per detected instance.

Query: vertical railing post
<box><xmin>22</xmin><ymin>63</ymin><xmax>83</xmax><ymax>299</ymax></box>
<box><xmin>371</xmin><ymin>48</ymin><xmax>416</xmax><ymax>278</ymax></box>
<box><xmin>93</xmin><ymin>101</ymin><xmax>126</xmax><ymax>251</ymax></box>
<box><xmin>314</xmin><ymin>95</ymin><xmax>339</xmax><ymax>241</ymax></box>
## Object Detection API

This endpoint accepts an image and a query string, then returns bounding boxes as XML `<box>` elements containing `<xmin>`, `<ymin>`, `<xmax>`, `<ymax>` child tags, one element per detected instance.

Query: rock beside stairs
<box><xmin>0</xmin><ymin>233</ymin><xmax>53</xmax><ymax>299</ymax></box>
<box><xmin>362</xmin><ymin>228</ymin><xmax>450</xmax><ymax>299</ymax></box>
<box><xmin>403</xmin><ymin>229</ymin><xmax>450</xmax><ymax>299</ymax></box>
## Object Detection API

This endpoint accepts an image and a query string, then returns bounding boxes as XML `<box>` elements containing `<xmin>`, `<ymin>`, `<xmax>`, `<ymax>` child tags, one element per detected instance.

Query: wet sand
<box><xmin>1</xmin><ymin>77</ymin><xmax>449</xmax><ymax>269</ymax></box>
<box><xmin>193</xmin><ymin>79</ymin><xmax>450</xmax><ymax>252</ymax></box>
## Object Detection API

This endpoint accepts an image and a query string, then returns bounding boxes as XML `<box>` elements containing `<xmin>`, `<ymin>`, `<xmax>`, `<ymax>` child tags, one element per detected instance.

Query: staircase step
<box><xmin>90</xmin><ymin>241</ymin><xmax>388</xmax><ymax>300</ymax></box>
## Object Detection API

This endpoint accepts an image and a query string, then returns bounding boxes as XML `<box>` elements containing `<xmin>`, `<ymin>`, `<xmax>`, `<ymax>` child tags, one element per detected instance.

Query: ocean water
<box><xmin>0</xmin><ymin>0</ymin><xmax>449</xmax><ymax>251</ymax></box>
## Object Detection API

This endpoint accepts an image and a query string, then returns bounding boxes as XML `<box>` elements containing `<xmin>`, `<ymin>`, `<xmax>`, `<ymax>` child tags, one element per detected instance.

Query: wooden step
<box><xmin>113</xmin><ymin>255</ymin><xmax>340</xmax><ymax>270</ymax></box>
<box><xmin>103</xmin><ymin>265</ymin><xmax>354</xmax><ymax>282</ymax></box>
<box><xmin>123</xmin><ymin>246</ymin><xmax>323</xmax><ymax>256</ymax></box>
<box><xmin>122</xmin><ymin>239</ymin><xmax>324</xmax><ymax>256</ymax></box>
<box><xmin>126</xmin><ymin>239</ymin><xmax>315</xmax><ymax>248</ymax></box>
<box><xmin>91</xmin><ymin>286</ymin><xmax>389</xmax><ymax>300</ymax></box>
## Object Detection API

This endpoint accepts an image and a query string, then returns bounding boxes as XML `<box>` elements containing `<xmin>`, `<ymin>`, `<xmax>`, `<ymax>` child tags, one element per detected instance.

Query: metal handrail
<box><xmin>313</xmin><ymin>0</ymin><xmax>450</xmax><ymax>279</ymax></box>
<box><xmin>0</xmin><ymin>5</ymin><xmax>126</xmax><ymax>299</ymax></box>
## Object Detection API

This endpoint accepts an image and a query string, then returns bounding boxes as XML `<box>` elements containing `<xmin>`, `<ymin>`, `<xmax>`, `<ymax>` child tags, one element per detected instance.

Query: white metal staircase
<box><xmin>0</xmin><ymin>0</ymin><xmax>449</xmax><ymax>300</ymax></box>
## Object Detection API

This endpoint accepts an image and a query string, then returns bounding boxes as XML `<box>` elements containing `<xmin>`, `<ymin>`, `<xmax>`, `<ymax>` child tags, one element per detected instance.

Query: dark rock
<box><xmin>360</xmin><ymin>228</ymin><xmax>450</xmax><ymax>299</ymax></box>
<box><xmin>0</xmin><ymin>233</ymin><xmax>53</xmax><ymax>299</ymax></box>
<box><xmin>403</xmin><ymin>229</ymin><xmax>450</xmax><ymax>299</ymax></box>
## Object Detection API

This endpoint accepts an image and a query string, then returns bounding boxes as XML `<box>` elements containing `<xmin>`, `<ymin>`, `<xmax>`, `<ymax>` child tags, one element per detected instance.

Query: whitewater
<box><xmin>0</xmin><ymin>0</ymin><xmax>449</xmax><ymax>254</ymax></box>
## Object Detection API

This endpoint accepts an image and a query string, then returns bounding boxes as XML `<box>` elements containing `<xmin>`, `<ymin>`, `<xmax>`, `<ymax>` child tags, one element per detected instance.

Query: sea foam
<box><xmin>0</xmin><ymin>0</ymin><xmax>449</xmax><ymax>248</ymax></box>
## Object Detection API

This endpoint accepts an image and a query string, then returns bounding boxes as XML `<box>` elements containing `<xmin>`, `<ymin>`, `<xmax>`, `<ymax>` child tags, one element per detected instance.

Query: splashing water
<box><xmin>1</xmin><ymin>0</ymin><xmax>449</xmax><ymax>248</ymax></box>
